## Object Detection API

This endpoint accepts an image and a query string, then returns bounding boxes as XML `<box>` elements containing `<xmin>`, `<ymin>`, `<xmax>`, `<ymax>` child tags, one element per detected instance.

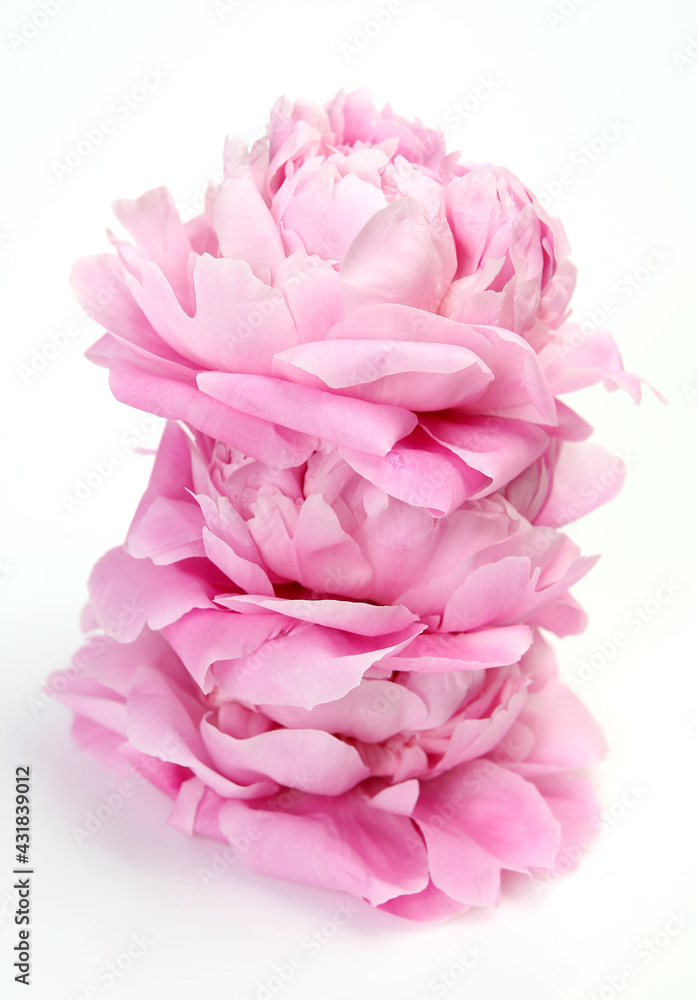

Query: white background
<box><xmin>1</xmin><ymin>0</ymin><xmax>696</xmax><ymax>997</ymax></box>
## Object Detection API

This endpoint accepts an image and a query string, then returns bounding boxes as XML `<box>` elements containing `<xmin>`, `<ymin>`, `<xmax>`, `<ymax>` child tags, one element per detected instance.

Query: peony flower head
<box><xmin>53</xmin><ymin>421</ymin><xmax>606</xmax><ymax>920</ymax></box>
<box><xmin>73</xmin><ymin>88</ymin><xmax>643</xmax><ymax>518</ymax></box>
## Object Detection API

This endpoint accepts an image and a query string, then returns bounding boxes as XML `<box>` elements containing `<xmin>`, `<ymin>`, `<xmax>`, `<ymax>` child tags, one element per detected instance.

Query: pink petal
<box><xmin>325</xmin><ymin>302</ymin><xmax>555</xmax><ymax>423</ymax></box>
<box><xmin>197</xmin><ymin>371</ymin><xmax>417</xmax><ymax>457</ymax></box>
<box><xmin>367</xmin><ymin>779</ymin><xmax>420</xmax><ymax>815</ymax></box>
<box><xmin>540</xmin><ymin>328</ymin><xmax>644</xmax><ymax>401</ymax></box>
<box><xmin>162</xmin><ymin>609</ymin><xmax>283</xmax><ymax>691</ymax></box>
<box><xmin>108</xmin><ymin>360</ymin><xmax>316</xmax><ymax>467</ymax></box>
<box><xmin>275</xmin><ymin>251</ymin><xmax>344</xmax><ymax>343</ymax></box>
<box><xmin>291</xmin><ymin>493</ymin><xmax>374</xmax><ymax>599</ymax></box>
<box><xmin>534</xmin><ymin>442</ymin><xmax>626</xmax><ymax>527</ymax></box>
<box><xmin>414</xmin><ymin>762</ymin><xmax>560</xmax><ymax>906</ymax></box>
<box><xmin>126</xmin><ymin>254</ymin><xmax>298</xmax><ymax>373</ymax></box>
<box><xmin>218</xmin><ymin>789</ymin><xmax>429</xmax><ymax>906</ymax></box>
<box><xmin>209</xmin><ymin>618</ymin><xmax>424</xmax><ymax>709</ymax></box>
<box><xmin>127</xmin><ymin>497</ymin><xmax>204</xmax><ymax>565</ymax></box>
<box><xmin>386</xmin><ymin>626</ymin><xmax>533</xmax><ymax>672</ymax></box>
<box><xmin>378</xmin><ymin>879</ymin><xmax>467</xmax><ymax>922</ymax></box>
<box><xmin>340</xmin><ymin>197</ymin><xmax>456</xmax><ymax>314</ymax></box>
<box><xmin>213</xmin><ymin>173</ymin><xmax>286</xmax><ymax>279</ymax></box>
<box><xmin>340</xmin><ymin>427</ymin><xmax>489</xmax><ymax>518</ymax></box>
<box><xmin>112</xmin><ymin>187</ymin><xmax>193</xmax><ymax>308</ymax></box>
<box><xmin>529</xmin><ymin>771</ymin><xmax>601</xmax><ymax>875</ymax></box>
<box><xmin>273</xmin><ymin>338</ymin><xmax>493</xmax><ymax>410</ymax></box>
<box><xmin>421</xmin><ymin>413</ymin><xmax>549</xmax><ymax>498</ymax></box>
<box><xmin>126</xmin><ymin>666</ymin><xmax>278</xmax><ymax>799</ymax></box>
<box><xmin>442</xmin><ymin>557</ymin><xmax>534</xmax><ymax>632</ymax></box>
<box><xmin>261</xmin><ymin>680</ymin><xmax>429</xmax><ymax>743</ymax></box>
<box><xmin>88</xmin><ymin>547</ymin><xmax>220</xmax><ymax>642</ymax></box>
<box><xmin>200</xmin><ymin>717</ymin><xmax>370</xmax><ymax>795</ymax></box>
<box><xmin>507</xmin><ymin>679</ymin><xmax>607</xmax><ymax>775</ymax></box>
<box><xmin>274</xmin><ymin>161</ymin><xmax>388</xmax><ymax>260</ymax></box>
<box><xmin>214</xmin><ymin>593</ymin><xmax>418</xmax><ymax>636</ymax></box>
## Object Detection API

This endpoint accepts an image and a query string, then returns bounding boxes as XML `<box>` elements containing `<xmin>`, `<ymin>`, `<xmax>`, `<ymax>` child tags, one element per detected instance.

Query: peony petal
<box><xmin>273</xmin><ymin>338</ymin><xmax>493</xmax><ymax>410</ymax></box>
<box><xmin>506</xmin><ymin>679</ymin><xmax>607</xmax><ymax>775</ymax></box>
<box><xmin>378</xmin><ymin>879</ymin><xmax>467</xmax><ymax>922</ymax></box>
<box><xmin>421</xmin><ymin>413</ymin><xmax>549</xmax><ymax>498</ymax></box>
<box><xmin>340</xmin><ymin>197</ymin><xmax>456</xmax><ymax>314</ymax></box>
<box><xmin>275</xmin><ymin>251</ymin><xmax>344</xmax><ymax>343</ymax></box>
<box><xmin>127</xmin><ymin>497</ymin><xmax>204</xmax><ymax>564</ymax></box>
<box><xmin>261</xmin><ymin>680</ymin><xmax>429</xmax><ymax>744</ymax></box>
<box><xmin>108</xmin><ymin>360</ymin><xmax>316</xmax><ymax>468</ymax></box>
<box><xmin>367</xmin><ymin>779</ymin><xmax>420</xmax><ymax>816</ymax></box>
<box><xmin>325</xmin><ymin>302</ymin><xmax>556</xmax><ymax>423</ymax></box>
<box><xmin>210</xmin><ymin>619</ymin><xmax>424</xmax><ymax>709</ymax></box>
<box><xmin>162</xmin><ymin>608</ymin><xmax>284</xmax><ymax>691</ymax></box>
<box><xmin>218</xmin><ymin>789</ymin><xmax>428</xmax><ymax>906</ymax></box>
<box><xmin>534</xmin><ymin>442</ymin><xmax>626</xmax><ymax>527</ymax></box>
<box><xmin>213</xmin><ymin>173</ymin><xmax>286</xmax><ymax>279</ymax></box>
<box><xmin>385</xmin><ymin>626</ymin><xmax>533</xmax><ymax>673</ymax></box>
<box><xmin>214</xmin><ymin>593</ymin><xmax>419</xmax><ymax>636</ymax></box>
<box><xmin>414</xmin><ymin>761</ymin><xmax>560</xmax><ymax>906</ymax></box>
<box><xmin>88</xmin><ymin>548</ymin><xmax>221</xmax><ymax>642</ymax></box>
<box><xmin>442</xmin><ymin>557</ymin><xmax>534</xmax><ymax>632</ymax></box>
<box><xmin>126</xmin><ymin>254</ymin><xmax>298</xmax><ymax>373</ymax></box>
<box><xmin>200</xmin><ymin>717</ymin><xmax>370</xmax><ymax>795</ymax></box>
<box><xmin>112</xmin><ymin>187</ymin><xmax>193</xmax><ymax>308</ymax></box>
<box><xmin>340</xmin><ymin>427</ymin><xmax>489</xmax><ymax>518</ymax></box>
<box><xmin>126</xmin><ymin>666</ymin><xmax>278</xmax><ymax>799</ymax></box>
<box><xmin>197</xmin><ymin>371</ymin><xmax>417</xmax><ymax>457</ymax></box>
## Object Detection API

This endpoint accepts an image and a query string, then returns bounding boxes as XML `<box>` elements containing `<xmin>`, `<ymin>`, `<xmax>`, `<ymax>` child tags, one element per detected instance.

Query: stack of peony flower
<box><xmin>51</xmin><ymin>89</ymin><xmax>646</xmax><ymax>921</ymax></box>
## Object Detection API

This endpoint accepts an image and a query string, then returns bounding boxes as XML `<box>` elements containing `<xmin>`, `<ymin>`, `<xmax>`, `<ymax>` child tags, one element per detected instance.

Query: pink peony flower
<box><xmin>73</xmin><ymin>88</ymin><xmax>644</xmax><ymax>518</ymax></box>
<box><xmin>52</xmin><ymin>89</ymin><xmax>650</xmax><ymax>921</ymax></box>
<box><xmin>53</xmin><ymin>421</ymin><xmax>606</xmax><ymax>920</ymax></box>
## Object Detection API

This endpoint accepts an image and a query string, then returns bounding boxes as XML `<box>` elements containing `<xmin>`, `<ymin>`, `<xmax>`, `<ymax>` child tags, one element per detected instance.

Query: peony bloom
<box><xmin>52</xmin><ymin>88</ymin><xmax>646</xmax><ymax>921</ymax></box>
<box><xmin>53</xmin><ymin>421</ymin><xmax>606</xmax><ymax>920</ymax></box>
<box><xmin>73</xmin><ymin>88</ymin><xmax>643</xmax><ymax>518</ymax></box>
